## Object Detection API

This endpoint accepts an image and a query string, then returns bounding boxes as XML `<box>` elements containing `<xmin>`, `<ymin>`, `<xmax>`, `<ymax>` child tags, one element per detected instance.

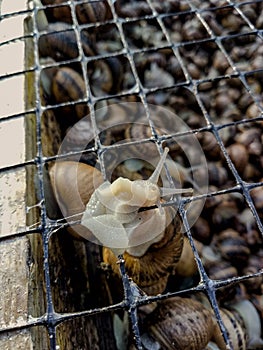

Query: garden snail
<box><xmin>41</xmin><ymin>0</ymin><xmax>111</xmax><ymax>25</ymax></box>
<box><xmin>141</xmin><ymin>296</ymin><xmax>263</xmax><ymax>350</ymax></box>
<box><xmin>41</xmin><ymin>0</ymin><xmax>72</xmax><ymax>24</ymax></box>
<box><xmin>38</xmin><ymin>22</ymin><xmax>79</xmax><ymax>61</ymax></box>
<box><xmin>141</xmin><ymin>296</ymin><xmax>216</xmax><ymax>350</ymax></box>
<box><xmin>76</xmin><ymin>0</ymin><xmax>112</xmax><ymax>25</ymax></box>
<box><xmin>213</xmin><ymin>229</ymin><xmax>250</xmax><ymax>267</ymax></box>
<box><xmin>50</xmin><ymin>66</ymin><xmax>89</xmax><ymax>121</ymax></box>
<box><xmin>214</xmin><ymin>299</ymin><xmax>263</xmax><ymax>350</ymax></box>
<box><xmin>50</xmin><ymin>148</ymin><xmax>191</xmax><ymax>294</ymax></box>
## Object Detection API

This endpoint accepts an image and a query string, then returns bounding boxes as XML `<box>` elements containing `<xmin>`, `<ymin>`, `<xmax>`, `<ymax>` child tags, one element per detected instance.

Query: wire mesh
<box><xmin>0</xmin><ymin>0</ymin><xmax>263</xmax><ymax>349</ymax></box>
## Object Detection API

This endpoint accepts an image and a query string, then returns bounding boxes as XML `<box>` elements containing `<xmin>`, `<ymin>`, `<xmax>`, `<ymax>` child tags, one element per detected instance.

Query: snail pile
<box><xmin>37</xmin><ymin>0</ymin><xmax>263</xmax><ymax>349</ymax></box>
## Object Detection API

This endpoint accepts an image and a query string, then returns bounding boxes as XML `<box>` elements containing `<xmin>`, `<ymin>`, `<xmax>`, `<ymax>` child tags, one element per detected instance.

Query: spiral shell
<box><xmin>143</xmin><ymin>297</ymin><xmax>215</xmax><ymax>350</ymax></box>
<box><xmin>51</xmin><ymin>66</ymin><xmax>89</xmax><ymax>120</ymax></box>
<box><xmin>41</xmin><ymin>0</ymin><xmax>72</xmax><ymax>24</ymax></box>
<box><xmin>213</xmin><ymin>308</ymin><xmax>247</xmax><ymax>350</ymax></box>
<box><xmin>88</xmin><ymin>57</ymin><xmax>124</xmax><ymax>95</ymax></box>
<box><xmin>103</xmin><ymin>210</ymin><xmax>183</xmax><ymax>295</ymax></box>
<box><xmin>76</xmin><ymin>0</ymin><xmax>112</xmax><ymax>24</ymax></box>
<box><xmin>214</xmin><ymin>229</ymin><xmax>250</xmax><ymax>266</ymax></box>
<box><xmin>49</xmin><ymin>160</ymin><xmax>103</xmax><ymax>240</ymax></box>
<box><xmin>38</xmin><ymin>22</ymin><xmax>79</xmax><ymax>61</ymax></box>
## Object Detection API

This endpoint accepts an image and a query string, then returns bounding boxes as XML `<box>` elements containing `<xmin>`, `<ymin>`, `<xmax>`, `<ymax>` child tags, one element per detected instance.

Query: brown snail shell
<box><xmin>124</xmin><ymin>123</ymin><xmax>159</xmax><ymax>158</ymax></box>
<box><xmin>214</xmin><ymin>229</ymin><xmax>250</xmax><ymax>266</ymax></box>
<box><xmin>51</xmin><ymin>66</ymin><xmax>89</xmax><ymax>120</ymax></box>
<box><xmin>41</xmin><ymin>0</ymin><xmax>72</xmax><ymax>24</ymax></box>
<box><xmin>213</xmin><ymin>307</ymin><xmax>247</xmax><ymax>350</ymax></box>
<box><xmin>198</xmin><ymin>132</ymin><xmax>222</xmax><ymax>160</ymax></box>
<box><xmin>235</xmin><ymin>128</ymin><xmax>262</xmax><ymax>156</ymax></box>
<box><xmin>192</xmin><ymin>216</ymin><xmax>211</xmax><ymax>244</ymax></box>
<box><xmin>88</xmin><ymin>57</ymin><xmax>124</xmax><ymax>95</ymax></box>
<box><xmin>103</xmin><ymin>210</ymin><xmax>183</xmax><ymax>295</ymax></box>
<box><xmin>250</xmin><ymin>184</ymin><xmax>263</xmax><ymax>215</ymax></box>
<box><xmin>49</xmin><ymin>161</ymin><xmax>103</xmax><ymax>239</ymax></box>
<box><xmin>175</xmin><ymin>236</ymin><xmax>199</xmax><ymax>278</ymax></box>
<box><xmin>76</xmin><ymin>0</ymin><xmax>112</xmax><ymax>24</ymax></box>
<box><xmin>226</xmin><ymin>143</ymin><xmax>249</xmax><ymax>174</ymax></box>
<box><xmin>38</xmin><ymin>22</ymin><xmax>79</xmax><ymax>61</ymax></box>
<box><xmin>144</xmin><ymin>297</ymin><xmax>215</xmax><ymax>350</ymax></box>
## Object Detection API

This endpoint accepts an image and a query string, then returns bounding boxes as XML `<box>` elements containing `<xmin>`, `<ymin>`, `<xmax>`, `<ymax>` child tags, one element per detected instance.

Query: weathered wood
<box><xmin>23</xmin><ymin>7</ymin><xmax>117</xmax><ymax>350</ymax></box>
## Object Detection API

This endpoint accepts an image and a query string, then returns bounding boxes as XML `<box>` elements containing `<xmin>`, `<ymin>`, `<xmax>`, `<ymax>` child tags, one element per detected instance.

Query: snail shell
<box><xmin>50</xmin><ymin>149</ymin><xmax>188</xmax><ymax>293</ymax></box>
<box><xmin>102</xmin><ymin>210</ymin><xmax>183</xmax><ymax>295</ymax></box>
<box><xmin>49</xmin><ymin>161</ymin><xmax>103</xmax><ymax>240</ymax></box>
<box><xmin>175</xmin><ymin>236</ymin><xmax>199</xmax><ymax>278</ymax></box>
<box><xmin>76</xmin><ymin>0</ymin><xmax>112</xmax><ymax>24</ymax></box>
<box><xmin>41</xmin><ymin>0</ymin><xmax>72</xmax><ymax>24</ymax></box>
<box><xmin>38</xmin><ymin>22</ymin><xmax>79</xmax><ymax>61</ymax></box>
<box><xmin>229</xmin><ymin>299</ymin><xmax>263</xmax><ymax>349</ymax></box>
<box><xmin>143</xmin><ymin>297</ymin><xmax>215</xmax><ymax>350</ymax></box>
<box><xmin>250</xmin><ymin>184</ymin><xmax>263</xmax><ymax>215</ymax></box>
<box><xmin>88</xmin><ymin>57</ymin><xmax>124</xmax><ymax>95</ymax></box>
<box><xmin>51</xmin><ymin>66</ymin><xmax>89</xmax><ymax>120</ymax></box>
<box><xmin>226</xmin><ymin>143</ymin><xmax>249</xmax><ymax>174</ymax></box>
<box><xmin>214</xmin><ymin>229</ymin><xmax>250</xmax><ymax>266</ymax></box>
<box><xmin>124</xmin><ymin>123</ymin><xmax>159</xmax><ymax>158</ymax></box>
<box><xmin>213</xmin><ymin>307</ymin><xmax>247</xmax><ymax>350</ymax></box>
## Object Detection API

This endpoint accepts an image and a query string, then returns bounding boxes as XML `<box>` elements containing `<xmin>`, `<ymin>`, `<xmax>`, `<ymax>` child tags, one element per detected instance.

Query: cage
<box><xmin>0</xmin><ymin>0</ymin><xmax>263</xmax><ymax>349</ymax></box>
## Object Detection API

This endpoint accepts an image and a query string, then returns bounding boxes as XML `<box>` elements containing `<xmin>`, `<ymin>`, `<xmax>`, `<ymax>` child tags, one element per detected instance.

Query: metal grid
<box><xmin>0</xmin><ymin>0</ymin><xmax>263</xmax><ymax>349</ymax></box>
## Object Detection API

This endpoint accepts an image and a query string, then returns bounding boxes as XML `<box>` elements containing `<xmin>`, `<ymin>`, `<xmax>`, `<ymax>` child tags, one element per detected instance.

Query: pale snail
<box><xmin>82</xmin><ymin>148</ymin><xmax>190</xmax><ymax>295</ymax></box>
<box><xmin>50</xmin><ymin>148</ymin><xmax>192</xmax><ymax>294</ymax></box>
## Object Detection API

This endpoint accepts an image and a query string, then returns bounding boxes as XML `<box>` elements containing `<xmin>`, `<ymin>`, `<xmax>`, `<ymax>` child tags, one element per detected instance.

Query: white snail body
<box><xmin>81</xmin><ymin>148</ymin><xmax>185</xmax><ymax>256</ymax></box>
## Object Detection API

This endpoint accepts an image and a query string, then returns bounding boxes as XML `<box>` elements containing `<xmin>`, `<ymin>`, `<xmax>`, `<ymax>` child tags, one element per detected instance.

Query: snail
<box><xmin>141</xmin><ymin>296</ymin><xmax>216</xmax><ymax>350</ymax></box>
<box><xmin>87</xmin><ymin>56</ymin><xmax>124</xmax><ymax>95</ymax></box>
<box><xmin>140</xmin><ymin>294</ymin><xmax>263</xmax><ymax>350</ymax></box>
<box><xmin>41</xmin><ymin>0</ymin><xmax>72</xmax><ymax>24</ymax></box>
<box><xmin>41</xmin><ymin>0</ymin><xmax>111</xmax><ymax>25</ymax></box>
<box><xmin>49</xmin><ymin>149</ymin><xmax>191</xmax><ymax>294</ymax></box>
<box><xmin>250</xmin><ymin>184</ymin><xmax>263</xmax><ymax>216</ymax></box>
<box><xmin>50</xmin><ymin>66</ymin><xmax>89</xmax><ymax>121</ymax></box>
<box><xmin>226</xmin><ymin>143</ymin><xmax>249</xmax><ymax>174</ymax></box>
<box><xmin>193</xmin><ymin>162</ymin><xmax>228</xmax><ymax>187</ymax></box>
<box><xmin>114</xmin><ymin>0</ymin><xmax>152</xmax><ymax>18</ymax></box>
<box><xmin>197</xmin><ymin>132</ymin><xmax>222</xmax><ymax>160</ymax></box>
<box><xmin>213</xmin><ymin>229</ymin><xmax>250</xmax><ymax>267</ymax></box>
<box><xmin>213</xmin><ymin>307</ymin><xmax>247</xmax><ymax>350</ymax></box>
<box><xmin>76</xmin><ymin>0</ymin><xmax>112</xmax><ymax>25</ymax></box>
<box><xmin>38</xmin><ymin>22</ymin><xmax>79</xmax><ymax>61</ymax></box>
<box><xmin>235</xmin><ymin>128</ymin><xmax>262</xmax><ymax>156</ymax></box>
<box><xmin>213</xmin><ymin>299</ymin><xmax>263</xmax><ymax>350</ymax></box>
<box><xmin>79</xmin><ymin>147</ymin><xmax>191</xmax><ymax>294</ymax></box>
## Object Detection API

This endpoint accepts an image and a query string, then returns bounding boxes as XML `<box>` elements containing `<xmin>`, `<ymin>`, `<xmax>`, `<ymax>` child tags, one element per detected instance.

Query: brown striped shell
<box><xmin>76</xmin><ymin>0</ymin><xmax>112</xmax><ymax>24</ymax></box>
<box><xmin>38</xmin><ymin>22</ymin><xmax>79</xmax><ymax>61</ymax></box>
<box><xmin>144</xmin><ymin>297</ymin><xmax>215</xmax><ymax>350</ymax></box>
<box><xmin>213</xmin><ymin>308</ymin><xmax>247</xmax><ymax>350</ymax></box>
<box><xmin>51</xmin><ymin>67</ymin><xmax>89</xmax><ymax>120</ymax></box>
